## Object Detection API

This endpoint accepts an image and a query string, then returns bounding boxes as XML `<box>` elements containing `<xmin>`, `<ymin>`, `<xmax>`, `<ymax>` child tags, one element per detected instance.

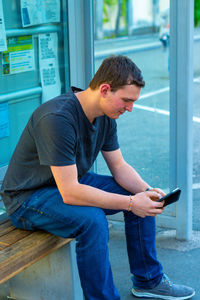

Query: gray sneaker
<box><xmin>132</xmin><ymin>274</ymin><xmax>195</xmax><ymax>300</ymax></box>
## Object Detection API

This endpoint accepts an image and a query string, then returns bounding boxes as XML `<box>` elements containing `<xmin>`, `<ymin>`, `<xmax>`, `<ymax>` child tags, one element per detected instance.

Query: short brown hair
<box><xmin>89</xmin><ymin>55</ymin><xmax>145</xmax><ymax>91</ymax></box>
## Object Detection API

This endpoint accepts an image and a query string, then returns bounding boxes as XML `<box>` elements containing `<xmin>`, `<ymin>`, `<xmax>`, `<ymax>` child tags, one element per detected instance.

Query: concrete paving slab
<box><xmin>109</xmin><ymin>224</ymin><xmax>200</xmax><ymax>300</ymax></box>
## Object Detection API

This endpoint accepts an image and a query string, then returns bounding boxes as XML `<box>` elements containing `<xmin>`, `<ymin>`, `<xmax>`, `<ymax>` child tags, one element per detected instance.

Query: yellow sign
<box><xmin>5</xmin><ymin>35</ymin><xmax>33</xmax><ymax>53</ymax></box>
<box><xmin>2</xmin><ymin>35</ymin><xmax>35</xmax><ymax>75</ymax></box>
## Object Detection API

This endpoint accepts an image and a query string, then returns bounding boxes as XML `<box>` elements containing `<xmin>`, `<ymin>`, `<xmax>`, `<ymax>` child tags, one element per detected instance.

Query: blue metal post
<box><xmin>67</xmin><ymin>0</ymin><xmax>94</xmax><ymax>89</ymax></box>
<box><xmin>170</xmin><ymin>0</ymin><xmax>194</xmax><ymax>240</ymax></box>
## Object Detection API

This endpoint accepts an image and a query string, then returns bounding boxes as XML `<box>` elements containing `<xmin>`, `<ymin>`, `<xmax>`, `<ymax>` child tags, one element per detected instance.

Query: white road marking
<box><xmin>193</xmin><ymin>182</ymin><xmax>200</xmax><ymax>190</ymax></box>
<box><xmin>136</xmin><ymin>78</ymin><xmax>200</xmax><ymax>123</ymax></box>
<box><xmin>194</xmin><ymin>77</ymin><xmax>200</xmax><ymax>83</ymax></box>
<box><xmin>134</xmin><ymin>103</ymin><xmax>169</xmax><ymax>116</ymax></box>
<box><xmin>140</xmin><ymin>87</ymin><xmax>169</xmax><ymax>100</ymax></box>
<box><xmin>134</xmin><ymin>104</ymin><xmax>200</xmax><ymax>123</ymax></box>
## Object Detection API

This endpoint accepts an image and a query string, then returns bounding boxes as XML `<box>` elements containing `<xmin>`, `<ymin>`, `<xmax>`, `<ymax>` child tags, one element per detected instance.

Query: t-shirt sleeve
<box><xmin>101</xmin><ymin>119</ymin><xmax>120</xmax><ymax>151</ymax></box>
<box><xmin>33</xmin><ymin>114</ymin><xmax>76</xmax><ymax>166</ymax></box>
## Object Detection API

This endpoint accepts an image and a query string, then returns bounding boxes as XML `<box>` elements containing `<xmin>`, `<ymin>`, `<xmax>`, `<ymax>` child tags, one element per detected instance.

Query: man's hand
<box><xmin>148</xmin><ymin>188</ymin><xmax>165</xmax><ymax>198</ymax></box>
<box><xmin>131</xmin><ymin>190</ymin><xmax>165</xmax><ymax>218</ymax></box>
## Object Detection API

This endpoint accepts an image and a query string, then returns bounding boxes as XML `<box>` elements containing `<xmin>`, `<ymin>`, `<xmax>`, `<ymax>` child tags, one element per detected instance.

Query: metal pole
<box><xmin>170</xmin><ymin>0</ymin><xmax>194</xmax><ymax>240</ymax></box>
<box><xmin>6</xmin><ymin>25</ymin><xmax>61</xmax><ymax>37</ymax></box>
<box><xmin>68</xmin><ymin>0</ymin><xmax>94</xmax><ymax>89</ymax></box>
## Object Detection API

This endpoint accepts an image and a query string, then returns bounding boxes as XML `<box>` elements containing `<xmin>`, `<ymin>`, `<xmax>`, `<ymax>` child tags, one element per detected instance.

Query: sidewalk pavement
<box><xmin>94</xmin><ymin>34</ymin><xmax>161</xmax><ymax>59</ymax></box>
<box><xmin>95</xmin><ymin>28</ymin><xmax>200</xmax><ymax>59</ymax></box>
<box><xmin>109</xmin><ymin>221</ymin><xmax>200</xmax><ymax>300</ymax></box>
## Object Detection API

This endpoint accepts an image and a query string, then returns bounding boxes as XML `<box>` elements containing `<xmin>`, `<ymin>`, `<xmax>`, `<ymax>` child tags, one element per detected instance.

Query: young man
<box><xmin>1</xmin><ymin>55</ymin><xmax>195</xmax><ymax>300</ymax></box>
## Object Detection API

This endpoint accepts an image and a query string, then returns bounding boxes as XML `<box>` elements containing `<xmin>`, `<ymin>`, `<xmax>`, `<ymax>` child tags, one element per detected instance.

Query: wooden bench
<box><xmin>0</xmin><ymin>216</ymin><xmax>83</xmax><ymax>300</ymax></box>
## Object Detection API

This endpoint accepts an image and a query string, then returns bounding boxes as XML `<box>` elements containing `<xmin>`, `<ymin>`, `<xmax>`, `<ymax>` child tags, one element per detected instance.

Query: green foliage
<box><xmin>103</xmin><ymin>0</ymin><xmax>200</xmax><ymax>28</ymax></box>
<box><xmin>104</xmin><ymin>0</ymin><xmax>118</xmax><ymax>4</ymax></box>
<box><xmin>103</xmin><ymin>0</ymin><xmax>128</xmax><ymax>24</ymax></box>
<box><xmin>103</xmin><ymin>0</ymin><xmax>118</xmax><ymax>23</ymax></box>
<box><xmin>195</xmin><ymin>0</ymin><xmax>200</xmax><ymax>27</ymax></box>
<box><xmin>121</xmin><ymin>0</ymin><xmax>128</xmax><ymax>19</ymax></box>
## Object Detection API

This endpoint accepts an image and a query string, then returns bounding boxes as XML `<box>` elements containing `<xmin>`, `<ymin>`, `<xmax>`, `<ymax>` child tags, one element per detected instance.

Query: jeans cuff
<box><xmin>132</xmin><ymin>273</ymin><xmax>163</xmax><ymax>289</ymax></box>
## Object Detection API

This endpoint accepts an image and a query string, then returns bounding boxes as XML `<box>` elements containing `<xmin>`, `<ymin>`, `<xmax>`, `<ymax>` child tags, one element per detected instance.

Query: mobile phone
<box><xmin>158</xmin><ymin>188</ymin><xmax>181</xmax><ymax>207</ymax></box>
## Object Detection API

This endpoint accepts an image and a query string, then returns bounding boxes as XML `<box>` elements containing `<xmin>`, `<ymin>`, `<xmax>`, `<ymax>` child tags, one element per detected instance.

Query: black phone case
<box><xmin>159</xmin><ymin>188</ymin><xmax>181</xmax><ymax>207</ymax></box>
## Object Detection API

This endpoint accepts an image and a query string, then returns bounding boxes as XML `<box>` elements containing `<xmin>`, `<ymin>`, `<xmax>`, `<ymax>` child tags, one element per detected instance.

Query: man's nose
<box><xmin>126</xmin><ymin>102</ymin><xmax>134</xmax><ymax>112</ymax></box>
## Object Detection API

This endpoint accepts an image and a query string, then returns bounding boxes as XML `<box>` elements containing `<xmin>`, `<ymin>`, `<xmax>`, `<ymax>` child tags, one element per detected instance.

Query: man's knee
<box><xmin>77</xmin><ymin>207</ymin><xmax>109</xmax><ymax>245</ymax></box>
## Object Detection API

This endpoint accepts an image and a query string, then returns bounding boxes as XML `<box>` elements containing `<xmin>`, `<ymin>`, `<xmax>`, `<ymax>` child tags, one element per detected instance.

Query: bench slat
<box><xmin>0</xmin><ymin>219</ymin><xmax>16</xmax><ymax>238</ymax></box>
<box><xmin>0</xmin><ymin>228</ymin><xmax>72</xmax><ymax>284</ymax></box>
<box><xmin>0</xmin><ymin>227</ymin><xmax>32</xmax><ymax>250</ymax></box>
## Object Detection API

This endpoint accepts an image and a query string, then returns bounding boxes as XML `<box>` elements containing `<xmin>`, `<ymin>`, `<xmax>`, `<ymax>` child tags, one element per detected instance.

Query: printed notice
<box><xmin>39</xmin><ymin>33</ymin><xmax>61</xmax><ymax>102</ymax></box>
<box><xmin>0</xmin><ymin>0</ymin><xmax>7</xmax><ymax>52</ymax></box>
<box><xmin>0</xmin><ymin>103</ymin><xmax>9</xmax><ymax>139</ymax></box>
<box><xmin>2</xmin><ymin>36</ymin><xmax>35</xmax><ymax>75</ymax></box>
<box><xmin>21</xmin><ymin>0</ymin><xmax>60</xmax><ymax>27</ymax></box>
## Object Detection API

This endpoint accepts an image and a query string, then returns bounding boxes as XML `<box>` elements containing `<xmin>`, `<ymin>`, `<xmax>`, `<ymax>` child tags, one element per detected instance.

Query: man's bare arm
<box><xmin>101</xmin><ymin>149</ymin><xmax>156</xmax><ymax>194</ymax></box>
<box><xmin>51</xmin><ymin>164</ymin><xmax>130</xmax><ymax>210</ymax></box>
<box><xmin>50</xmin><ymin>162</ymin><xmax>164</xmax><ymax>218</ymax></box>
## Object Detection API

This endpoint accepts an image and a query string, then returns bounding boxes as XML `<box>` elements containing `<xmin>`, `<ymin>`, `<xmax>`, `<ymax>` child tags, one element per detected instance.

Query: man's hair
<box><xmin>89</xmin><ymin>55</ymin><xmax>145</xmax><ymax>91</ymax></box>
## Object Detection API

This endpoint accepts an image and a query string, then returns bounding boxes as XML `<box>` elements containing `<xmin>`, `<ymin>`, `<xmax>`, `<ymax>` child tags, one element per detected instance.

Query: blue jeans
<box><xmin>10</xmin><ymin>172</ymin><xmax>163</xmax><ymax>300</ymax></box>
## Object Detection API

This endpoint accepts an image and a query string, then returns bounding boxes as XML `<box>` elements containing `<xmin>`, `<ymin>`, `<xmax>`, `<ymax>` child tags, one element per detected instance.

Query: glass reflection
<box><xmin>94</xmin><ymin>0</ymin><xmax>170</xmax><ymax>190</ymax></box>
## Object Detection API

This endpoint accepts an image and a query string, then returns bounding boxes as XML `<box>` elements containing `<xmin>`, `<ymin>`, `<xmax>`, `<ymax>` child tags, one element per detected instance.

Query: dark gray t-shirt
<box><xmin>0</xmin><ymin>87</ymin><xmax>119</xmax><ymax>215</ymax></box>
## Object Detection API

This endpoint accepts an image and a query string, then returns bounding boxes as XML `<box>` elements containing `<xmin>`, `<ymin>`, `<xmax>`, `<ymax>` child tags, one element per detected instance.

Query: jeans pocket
<box><xmin>10</xmin><ymin>206</ymin><xmax>35</xmax><ymax>231</ymax></box>
<box><xmin>19</xmin><ymin>217</ymin><xmax>35</xmax><ymax>230</ymax></box>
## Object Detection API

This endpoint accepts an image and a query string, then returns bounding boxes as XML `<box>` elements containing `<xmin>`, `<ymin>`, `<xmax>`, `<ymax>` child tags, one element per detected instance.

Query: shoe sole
<box><xmin>132</xmin><ymin>288</ymin><xmax>195</xmax><ymax>300</ymax></box>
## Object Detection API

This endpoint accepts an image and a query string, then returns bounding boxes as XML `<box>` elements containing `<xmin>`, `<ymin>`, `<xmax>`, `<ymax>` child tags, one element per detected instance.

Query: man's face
<box><xmin>100</xmin><ymin>84</ymin><xmax>141</xmax><ymax>119</ymax></box>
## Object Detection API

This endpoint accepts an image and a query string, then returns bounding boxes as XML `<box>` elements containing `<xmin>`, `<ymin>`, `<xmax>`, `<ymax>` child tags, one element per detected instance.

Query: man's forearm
<box><xmin>112</xmin><ymin>161</ymin><xmax>150</xmax><ymax>194</ymax></box>
<box><xmin>61</xmin><ymin>181</ymin><xmax>164</xmax><ymax>219</ymax></box>
<box><xmin>51</xmin><ymin>164</ymin><xmax>130</xmax><ymax>210</ymax></box>
<box><xmin>62</xmin><ymin>182</ymin><xmax>130</xmax><ymax>210</ymax></box>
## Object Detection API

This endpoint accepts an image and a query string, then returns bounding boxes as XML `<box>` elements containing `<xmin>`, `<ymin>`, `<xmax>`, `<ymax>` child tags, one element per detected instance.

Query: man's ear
<box><xmin>99</xmin><ymin>84</ymin><xmax>111</xmax><ymax>97</ymax></box>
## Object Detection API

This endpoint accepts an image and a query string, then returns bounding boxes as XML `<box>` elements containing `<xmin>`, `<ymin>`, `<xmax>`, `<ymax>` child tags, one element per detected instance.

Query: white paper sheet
<box><xmin>39</xmin><ymin>33</ymin><xmax>61</xmax><ymax>102</ymax></box>
<box><xmin>0</xmin><ymin>0</ymin><xmax>7</xmax><ymax>52</ymax></box>
<box><xmin>21</xmin><ymin>0</ymin><xmax>60</xmax><ymax>27</ymax></box>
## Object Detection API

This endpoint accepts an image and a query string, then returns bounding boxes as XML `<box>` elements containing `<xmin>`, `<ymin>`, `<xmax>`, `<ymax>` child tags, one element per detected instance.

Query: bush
<box><xmin>195</xmin><ymin>0</ymin><xmax>200</xmax><ymax>27</ymax></box>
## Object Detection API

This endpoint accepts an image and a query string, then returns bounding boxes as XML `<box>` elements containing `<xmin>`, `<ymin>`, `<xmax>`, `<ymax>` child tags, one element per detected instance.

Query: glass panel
<box><xmin>0</xmin><ymin>0</ymin><xmax>69</xmax><ymax>214</ymax></box>
<box><xmin>94</xmin><ymin>0</ymin><xmax>170</xmax><ymax>191</ymax></box>
<box><xmin>193</xmin><ymin>1</ymin><xmax>200</xmax><ymax>230</ymax></box>
<box><xmin>0</xmin><ymin>0</ymin><xmax>69</xmax><ymax>167</ymax></box>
